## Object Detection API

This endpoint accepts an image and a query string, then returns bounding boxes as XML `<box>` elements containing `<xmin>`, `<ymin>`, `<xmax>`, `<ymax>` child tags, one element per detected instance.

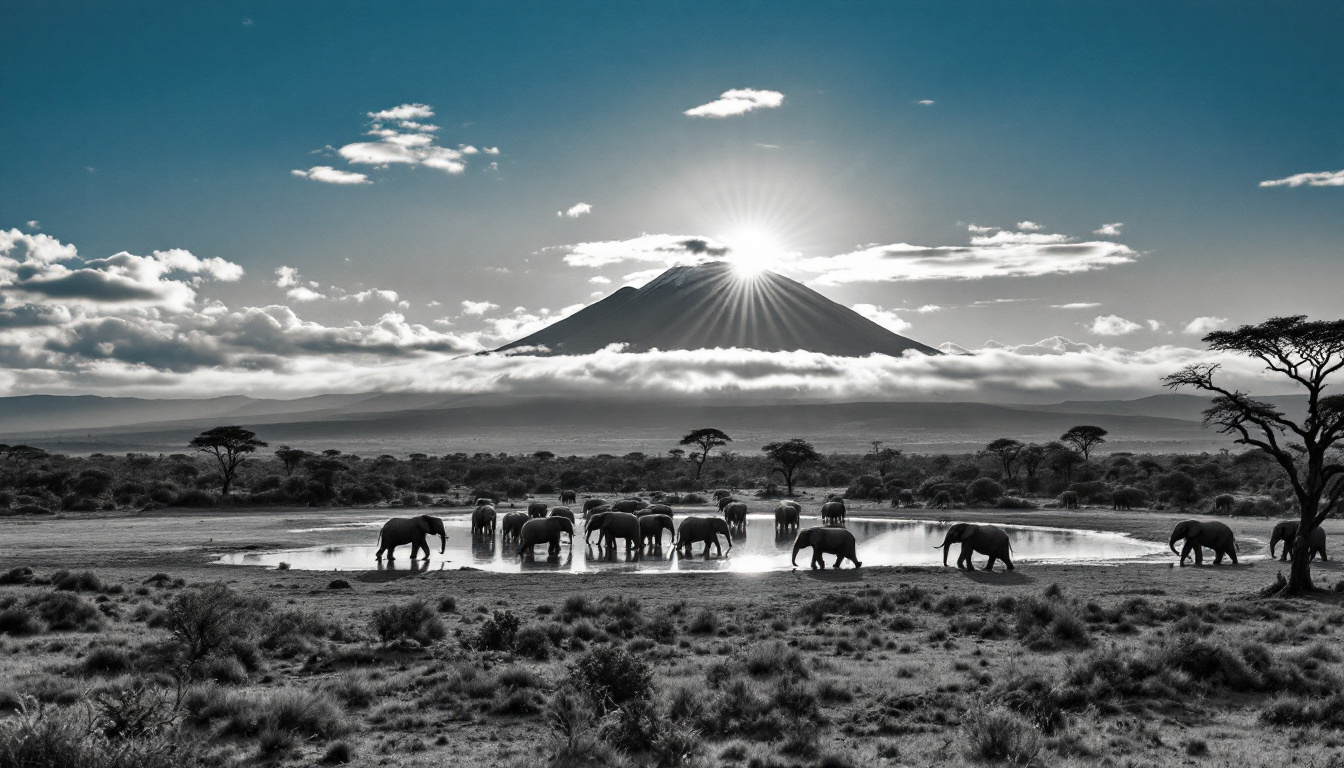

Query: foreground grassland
<box><xmin>0</xmin><ymin>505</ymin><xmax>1342</xmax><ymax>768</ymax></box>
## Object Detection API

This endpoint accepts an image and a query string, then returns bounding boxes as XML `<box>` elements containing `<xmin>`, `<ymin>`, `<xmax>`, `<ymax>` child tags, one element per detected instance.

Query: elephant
<box><xmin>517</xmin><ymin>517</ymin><xmax>574</xmax><ymax>558</ymax></box>
<box><xmin>1214</xmin><ymin>494</ymin><xmax>1235</xmax><ymax>514</ymax></box>
<box><xmin>674</xmin><ymin>516</ymin><xmax>733</xmax><ymax>558</ymax></box>
<box><xmin>475</xmin><ymin>497</ymin><xmax>496</xmax><ymax>507</ymax></box>
<box><xmin>639</xmin><ymin>514</ymin><xmax>676</xmax><ymax>550</ymax></box>
<box><xmin>471</xmin><ymin>505</ymin><xmax>497</xmax><ymax>536</ymax></box>
<box><xmin>820</xmin><ymin>501</ymin><xmax>846</xmax><ymax>526</ymax></box>
<box><xmin>774</xmin><ymin>503</ymin><xmax>800</xmax><ymax>532</ymax></box>
<box><xmin>500</xmin><ymin>511</ymin><xmax>529</xmax><ymax>542</ymax></box>
<box><xmin>1169</xmin><ymin>520</ymin><xmax>1238</xmax><ymax>565</ymax></box>
<box><xmin>637</xmin><ymin>503</ymin><xmax>673</xmax><ymax>518</ymax></box>
<box><xmin>582</xmin><ymin>498</ymin><xmax>611</xmax><ymax>516</ymax></box>
<box><xmin>611</xmin><ymin>499</ymin><xmax>648</xmax><ymax>514</ymax></box>
<box><xmin>585</xmin><ymin>511</ymin><xmax>643</xmax><ymax>551</ymax></box>
<box><xmin>549</xmin><ymin>506</ymin><xmax>576</xmax><ymax>523</ymax></box>
<box><xmin>792</xmin><ymin>526</ymin><xmax>861</xmax><ymax>570</ymax></box>
<box><xmin>528</xmin><ymin>501</ymin><xmax>548</xmax><ymax>518</ymax></box>
<box><xmin>1112</xmin><ymin>487</ymin><xmax>1146</xmax><ymax>511</ymax></box>
<box><xmin>713</xmin><ymin>489</ymin><xmax>733</xmax><ymax>501</ymax></box>
<box><xmin>717</xmin><ymin>496</ymin><xmax>736</xmax><ymax>512</ymax></box>
<box><xmin>1059</xmin><ymin>491</ymin><xmax>1080</xmax><ymax>510</ymax></box>
<box><xmin>723</xmin><ymin>502</ymin><xmax>748</xmax><ymax>532</ymax></box>
<box><xmin>375</xmin><ymin>515</ymin><xmax>447</xmax><ymax>561</ymax></box>
<box><xmin>560</xmin><ymin>489</ymin><xmax>577</xmax><ymax>505</ymax></box>
<box><xmin>936</xmin><ymin>523</ymin><xmax>1014</xmax><ymax>571</ymax></box>
<box><xmin>1269</xmin><ymin>520</ymin><xmax>1328</xmax><ymax>562</ymax></box>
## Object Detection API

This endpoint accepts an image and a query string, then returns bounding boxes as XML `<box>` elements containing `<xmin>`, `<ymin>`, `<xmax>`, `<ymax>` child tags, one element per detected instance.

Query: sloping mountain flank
<box><xmin>495</xmin><ymin>262</ymin><xmax>940</xmax><ymax>357</ymax></box>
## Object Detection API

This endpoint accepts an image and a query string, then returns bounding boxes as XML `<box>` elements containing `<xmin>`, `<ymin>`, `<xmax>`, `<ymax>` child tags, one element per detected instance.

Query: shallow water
<box><xmin>213</xmin><ymin>514</ymin><xmax>1168</xmax><ymax>573</ymax></box>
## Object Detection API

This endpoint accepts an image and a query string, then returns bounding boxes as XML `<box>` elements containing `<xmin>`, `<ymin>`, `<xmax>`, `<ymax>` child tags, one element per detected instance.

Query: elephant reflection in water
<box><xmin>520</xmin><ymin>550</ymin><xmax>573</xmax><ymax>570</ymax></box>
<box><xmin>472</xmin><ymin>531</ymin><xmax>497</xmax><ymax>563</ymax></box>
<box><xmin>377</xmin><ymin>558</ymin><xmax>432</xmax><ymax>573</ymax></box>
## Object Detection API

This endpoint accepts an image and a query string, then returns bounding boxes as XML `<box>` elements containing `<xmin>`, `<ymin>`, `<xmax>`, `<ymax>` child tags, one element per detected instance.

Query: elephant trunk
<box><xmin>791</xmin><ymin>538</ymin><xmax>802</xmax><ymax>566</ymax></box>
<box><xmin>440</xmin><ymin>534</ymin><xmax>446</xmax><ymax>555</ymax></box>
<box><xmin>1168</xmin><ymin>533</ymin><xmax>1181</xmax><ymax>556</ymax></box>
<box><xmin>941</xmin><ymin>542</ymin><xmax>950</xmax><ymax>567</ymax></box>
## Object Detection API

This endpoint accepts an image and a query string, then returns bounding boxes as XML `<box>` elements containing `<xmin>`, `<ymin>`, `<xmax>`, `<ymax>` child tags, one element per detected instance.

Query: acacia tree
<box><xmin>274</xmin><ymin>446</ymin><xmax>308</xmax><ymax>476</ymax></box>
<box><xmin>1019</xmin><ymin>443</ymin><xmax>1047</xmax><ymax>491</ymax></box>
<box><xmin>868</xmin><ymin>441</ymin><xmax>902</xmax><ymax>477</ymax></box>
<box><xmin>1046</xmin><ymin>441</ymin><xmax>1085</xmax><ymax>485</ymax></box>
<box><xmin>190</xmin><ymin>426</ymin><xmax>267</xmax><ymax>496</ymax></box>
<box><xmin>1061</xmin><ymin>425</ymin><xmax>1108</xmax><ymax>461</ymax></box>
<box><xmin>981</xmin><ymin>438</ymin><xmax>1025</xmax><ymax>481</ymax></box>
<box><xmin>761</xmin><ymin>438</ymin><xmax>822</xmax><ymax>496</ymax></box>
<box><xmin>679</xmin><ymin>428</ymin><xmax>732</xmax><ymax>481</ymax></box>
<box><xmin>1164</xmin><ymin>315</ymin><xmax>1344</xmax><ymax>596</ymax></box>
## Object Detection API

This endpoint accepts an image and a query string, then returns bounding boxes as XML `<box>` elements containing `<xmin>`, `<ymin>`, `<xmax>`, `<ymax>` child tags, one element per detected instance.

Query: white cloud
<box><xmin>916</xmin><ymin>304</ymin><xmax>942</xmax><ymax>313</ymax></box>
<box><xmin>25</xmin><ymin>220</ymin><xmax>39</xmax><ymax>230</ymax></box>
<box><xmin>1146</xmin><ymin>319</ymin><xmax>1163</xmax><ymax>332</ymax></box>
<box><xmin>851</xmin><ymin>304</ymin><xmax>913</xmax><ymax>333</ymax></box>
<box><xmin>1089</xmin><ymin>314</ymin><xmax>1142</xmax><ymax>336</ymax></box>
<box><xmin>1259</xmin><ymin>169</ymin><xmax>1344</xmax><ymax>188</ymax></box>
<box><xmin>559</xmin><ymin>234</ymin><xmax>730</xmax><ymax>269</ymax></box>
<box><xmin>291</xmin><ymin>166</ymin><xmax>370</xmax><ymax>185</ymax></box>
<box><xmin>459</xmin><ymin>145</ymin><xmax>479</xmax><ymax>155</ymax></box>
<box><xmin>1094</xmin><ymin>222</ymin><xmax>1123</xmax><ymax>236</ymax></box>
<box><xmin>275</xmin><ymin>266</ymin><xmax>301</xmax><ymax>288</ymax></box>
<box><xmin>286</xmin><ymin>286</ymin><xmax>326</xmax><ymax>302</ymax></box>
<box><xmin>588</xmin><ymin>276</ymin><xmax>611</xmax><ymax>284</ymax></box>
<box><xmin>559</xmin><ymin>203</ymin><xmax>593</xmax><ymax>218</ymax></box>
<box><xmin>795</xmin><ymin>230</ymin><xmax>1137</xmax><ymax>285</ymax></box>
<box><xmin>483</xmin><ymin>147</ymin><xmax>500</xmax><ymax>155</ymax></box>
<box><xmin>0</xmin><ymin>230</ymin><xmax>241</xmax><ymax>312</ymax></box>
<box><xmin>368</xmin><ymin>103</ymin><xmax>435</xmax><ymax>122</ymax></box>
<box><xmin>916</xmin><ymin>100</ymin><xmax>935</xmax><ymax>106</ymax></box>
<box><xmin>1051</xmin><ymin>302</ymin><xmax>1101</xmax><ymax>309</ymax></box>
<box><xmin>966</xmin><ymin>224</ymin><xmax>997</xmax><ymax>233</ymax></box>
<box><xmin>345</xmin><ymin>289</ymin><xmax>399</xmax><ymax>304</ymax></box>
<box><xmin>684</xmin><ymin>88</ymin><xmax>785</xmax><ymax>118</ymax></box>
<box><xmin>1184</xmin><ymin>316</ymin><xmax>1228</xmax><ymax>335</ymax></box>
<box><xmin>461</xmin><ymin>300</ymin><xmax>499</xmax><ymax>316</ymax></box>
<box><xmin>480</xmin><ymin>304</ymin><xmax>584</xmax><ymax>342</ymax></box>
<box><xmin>1016</xmin><ymin>221</ymin><xmax>1043</xmax><ymax>231</ymax></box>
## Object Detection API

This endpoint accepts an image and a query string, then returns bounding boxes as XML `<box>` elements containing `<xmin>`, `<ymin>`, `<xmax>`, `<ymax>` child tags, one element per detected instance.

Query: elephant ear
<box><xmin>1185</xmin><ymin>521</ymin><xmax>1203</xmax><ymax>539</ymax></box>
<box><xmin>957</xmin><ymin>524</ymin><xmax>977</xmax><ymax>542</ymax></box>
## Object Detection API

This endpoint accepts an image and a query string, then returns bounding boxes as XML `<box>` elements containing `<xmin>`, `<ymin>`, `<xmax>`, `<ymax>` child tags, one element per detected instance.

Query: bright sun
<box><xmin>721</xmin><ymin>227</ymin><xmax>785</xmax><ymax>277</ymax></box>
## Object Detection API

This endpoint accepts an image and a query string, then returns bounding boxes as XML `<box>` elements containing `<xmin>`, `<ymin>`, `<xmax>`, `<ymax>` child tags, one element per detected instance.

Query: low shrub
<box><xmin>573</xmin><ymin>646</ymin><xmax>653</xmax><ymax>714</ymax></box>
<box><xmin>371</xmin><ymin>600</ymin><xmax>446</xmax><ymax>645</ymax></box>
<box><xmin>50</xmin><ymin>570</ymin><xmax>103</xmax><ymax>592</ymax></box>
<box><xmin>687</xmin><ymin>607</ymin><xmax>720</xmax><ymax>635</ymax></box>
<box><xmin>0</xmin><ymin>608</ymin><xmax>44</xmax><ymax>636</ymax></box>
<box><xmin>1261</xmin><ymin>693</ymin><xmax>1344</xmax><ymax>729</ymax></box>
<box><xmin>961</xmin><ymin>705</ymin><xmax>1041</xmax><ymax>764</ymax></box>
<box><xmin>514</xmin><ymin>625</ymin><xmax>553</xmax><ymax>660</ymax></box>
<box><xmin>162</xmin><ymin>583</ymin><xmax>266</xmax><ymax>664</ymax></box>
<box><xmin>27</xmin><ymin>592</ymin><xmax>103</xmax><ymax>632</ymax></box>
<box><xmin>469</xmin><ymin>610</ymin><xmax>520</xmax><ymax>651</ymax></box>
<box><xmin>0</xmin><ymin>567</ymin><xmax>35</xmax><ymax>585</ymax></box>
<box><xmin>82</xmin><ymin>647</ymin><xmax>132</xmax><ymax>675</ymax></box>
<box><xmin>327</xmin><ymin>579</ymin><xmax>351</xmax><ymax>590</ymax></box>
<box><xmin>965</xmin><ymin>478</ymin><xmax>1003</xmax><ymax>505</ymax></box>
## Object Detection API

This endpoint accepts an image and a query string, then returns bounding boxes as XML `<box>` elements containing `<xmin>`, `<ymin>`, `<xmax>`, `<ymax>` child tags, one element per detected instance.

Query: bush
<box><xmin>515</xmin><ymin>625</ymin><xmax>553</xmax><ymax>660</ymax></box>
<box><xmin>27</xmin><ymin>592</ymin><xmax>103</xmax><ymax>632</ymax></box>
<box><xmin>221</xmin><ymin>688</ymin><xmax>346</xmax><ymax>744</ymax></box>
<box><xmin>966</xmin><ymin>478</ymin><xmax>1003</xmax><ymax>505</ymax></box>
<box><xmin>0</xmin><ymin>608</ymin><xmax>44</xmax><ymax>636</ymax></box>
<box><xmin>0</xmin><ymin>567</ymin><xmax>34</xmax><ymax>585</ymax></box>
<box><xmin>163</xmin><ymin>583</ymin><xmax>266</xmax><ymax>664</ymax></box>
<box><xmin>327</xmin><ymin>579</ymin><xmax>351</xmax><ymax>590</ymax></box>
<box><xmin>1261</xmin><ymin>693</ymin><xmax>1344</xmax><ymax>729</ymax></box>
<box><xmin>82</xmin><ymin>647</ymin><xmax>132</xmax><ymax>675</ymax></box>
<box><xmin>961</xmin><ymin>705</ymin><xmax>1041</xmax><ymax>764</ymax></box>
<box><xmin>996</xmin><ymin>496</ymin><xmax>1036</xmax><ymax>509</ymax></box>
<box><xmin>370</xmin><ymin>600</ymin><xmax>447</xmax><ymax>645</ymax></box>
<box><xmin>470</xmin><ymin>610</ymin><xmax>521</xmax><ymax>652</ymax></box>
<box><xmin>51</xmin><ymin>570</ymin><xmax>103</xmax><ymax>592</ymax></box>
<box><xmin>573</xmin><ymin>646</ymin><xmax>653</xmax><ymax>714</ymax></box>
<box><xmin>0</xmin><ymin>704</ymin><xmax>200</xmax><ymax>768</ymax></box>
<box><xmin>687</xmin><ymin>607</ymin><xmax>720</xmax><ymax>635</ymax></box>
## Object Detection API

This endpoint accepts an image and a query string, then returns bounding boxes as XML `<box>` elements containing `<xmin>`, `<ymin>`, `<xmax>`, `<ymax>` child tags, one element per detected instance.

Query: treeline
<box><xmin>0</xmin><ymin>424</ymin><xmax>1313</xmax><ymax>518</ymax></box>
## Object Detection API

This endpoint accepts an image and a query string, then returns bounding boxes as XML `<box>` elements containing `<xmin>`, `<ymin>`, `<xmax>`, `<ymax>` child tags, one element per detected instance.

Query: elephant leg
<box><xmin>1193</xmin><ymin>545</ymin><xmax>1204</xmax><ymax>565</ymax></box>
<box><xmin>1178</xmin><ymin>542</ymin><xmax>1191</xmax><ymax>565</ymax></box>
<box><xmin>812</xmin><ymin>552</ymin><xmax>824</xmax><ymax>570</ymax></box>
<box><xmin>983</xmin><ymin>556</ymin><xmax>997</xmax><ymax>572</ymax></box>
<box><xmin>1227</xmin><ymin>547</ymin><xmax>1238</xmax><ymax>565</ymax></box>
<box><xmin>1003</xmin><ymin>554</ymin><xmax>1014</xmax><ymax>571</ymax></box>
<box><xmin>834</xmin><ymin>553</ymin><xmax>843</xmax><ymax>568</ymax></box>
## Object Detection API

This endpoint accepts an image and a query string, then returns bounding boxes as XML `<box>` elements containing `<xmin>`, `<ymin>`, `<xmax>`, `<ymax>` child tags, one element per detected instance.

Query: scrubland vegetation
<box><xmin>1</xmin><ymin>564</ymin><xmax>1342</xmax><ymax>767</ymax></box>
<box><xmin>0</xmin><ymin>433</ymin><xmax>1315</xmax><ymax>520</ymax></box>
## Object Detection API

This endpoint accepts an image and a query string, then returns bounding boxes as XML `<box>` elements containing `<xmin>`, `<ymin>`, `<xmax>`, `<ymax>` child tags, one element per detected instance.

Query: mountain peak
<box><xmin>496</xmin><ymin>264</ymin><xmax>939</xmax><ymax>357</ymax></box>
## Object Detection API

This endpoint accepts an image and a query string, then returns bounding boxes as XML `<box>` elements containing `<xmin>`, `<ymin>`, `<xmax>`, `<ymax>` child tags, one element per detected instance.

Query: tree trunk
<box><xmin>1274</xmin><ymin>501</ymin><xmax>1319</xmax><ymax>596</ymax></box>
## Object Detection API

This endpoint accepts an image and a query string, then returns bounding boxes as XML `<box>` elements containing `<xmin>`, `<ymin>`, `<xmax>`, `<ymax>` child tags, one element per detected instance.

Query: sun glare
<box><xmin>722</xmin><ymin>227</ymin><xmax>785</xmax><ymax>277</ymax></box>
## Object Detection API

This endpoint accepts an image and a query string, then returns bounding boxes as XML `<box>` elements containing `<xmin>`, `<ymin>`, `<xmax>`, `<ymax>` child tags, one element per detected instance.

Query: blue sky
<box><xmin>0</xmin><ymin>1</ymin><xmax>1340</xmax><ymax>398</ymax></box>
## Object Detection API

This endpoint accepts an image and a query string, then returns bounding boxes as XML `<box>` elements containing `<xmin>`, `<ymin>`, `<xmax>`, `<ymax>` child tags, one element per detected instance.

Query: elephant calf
<box><xmin>820</xmin><ymin>500</ymin><xmax>846</xmax><ymax>526</ymax></box>
<box><xmin>792</xmin><ymin>526</ymin><xmax>861</xmax><ymax>570</ymax></box>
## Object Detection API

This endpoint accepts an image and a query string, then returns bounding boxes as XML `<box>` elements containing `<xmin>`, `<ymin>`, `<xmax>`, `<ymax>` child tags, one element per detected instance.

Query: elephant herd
<box><xmin>1167</xmin><ymin>518</ymin><xmax>1329</xmax><ymax>566</ymax></box>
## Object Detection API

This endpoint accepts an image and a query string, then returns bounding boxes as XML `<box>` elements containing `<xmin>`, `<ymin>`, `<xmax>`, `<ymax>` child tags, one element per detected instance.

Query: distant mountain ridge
<box><xmin>495</xmin><ymin>262</ymin><xmax>940</xmax><ymax>357</ymax></box>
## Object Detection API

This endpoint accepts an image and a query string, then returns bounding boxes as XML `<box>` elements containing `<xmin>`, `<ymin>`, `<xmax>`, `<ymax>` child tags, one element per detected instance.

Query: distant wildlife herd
<box><xmin>372</xmin><ymin>489</ymin><xmax>1329</xmax><ymax>571</ymax></box>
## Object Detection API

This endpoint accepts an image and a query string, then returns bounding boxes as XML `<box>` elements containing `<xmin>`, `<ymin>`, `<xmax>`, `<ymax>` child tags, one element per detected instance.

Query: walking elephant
<box><xmin>500</xmin><ymin>512</ymin><xmax>528</xmax><ymax>543</ymax></box>
<box><xmin>674</xmin><ymin>516</ymin><xmax>733</xmax><ymax>558</ymax></box>
<box><xmin>375</xmin><ymin>515</ymin><xmax>447</xmax><ymax>562</ymax></box>
<box><xmin>585</xmin><ymin>511</ymin><xmax>643</xmax><ymax>551</ymax></box>
<box><xmin>582</xmin><ymin>498</ymin><xmax>611</xmax><ymax>517</ymax></box>
<box><xmin>1169</xmin><ymin>520</ymin><xmax>1238</xmax><ymax>566</ymax></box>
<box><xmin>712</xmin><ymin>489</ymin><xmax>733</xmax><ymax>501</ymax></box>
<box><xmin>549</xmin><ymin>506</ymin><xmax>576</xmax><ymax>523</ymax></box>
<box><xmin>611</xmin><ymin>499</ymin><xmax>648</xmax><ymax>514</ymax></box>
<box><xmin>774</xmin><ymin>503</ymin><xmax>800</xmax><ymax>532</ymax></box>
<box><xmin>528</xmin><ymin>501</ymin><xmax>548</xmax><ymax>518</ymax></box>
<box><xmin>639</xmin><ymin>514</ymin><xmax>676</xmax><ymax>550</ymax></box>
<box><xmin>517</xmin><ymin>517</ymin><xmax>574</xmax><ymax>558</ymax></box>
<box><xmin>936</xmin><ymin>523</ymin><xmax>1013</xmax><ymax>571</ymax></box>
<box><xmin>637</xmin><ymin>503</ymin><xmax>673</xmax><ymax>518</ymax></box>
<box><xmin>560</xmin><ymin>489</ymin><xmax>577</xmax><ymax>505</ymax></box>
<box><xmin>724</xmin><ymin>502</ymin><xmax>748</xmax><ymax>532</ymax></box>
<box><xmin>717</xmin><ymin>496</ymin><xmax>736</xmax><ymax>512</ymax></box>
<box><xmin>821</xmin><ymin>501</ymin><xmax>846</xmax><ymax>526</ymax></box>
<box><xmin>471</xmin><ymin>505</ymin><xmax>497</xmax><ymax>536</ymax></box>
<box><xmin>792</xmin><ymin>526</ymin><xmax>861</xmax><ymax>570</ymax></box>
<box><xmin>1269</xmin><ymin>520</ymin><xmax>1327</xmax><ymax>562</ymax></box>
